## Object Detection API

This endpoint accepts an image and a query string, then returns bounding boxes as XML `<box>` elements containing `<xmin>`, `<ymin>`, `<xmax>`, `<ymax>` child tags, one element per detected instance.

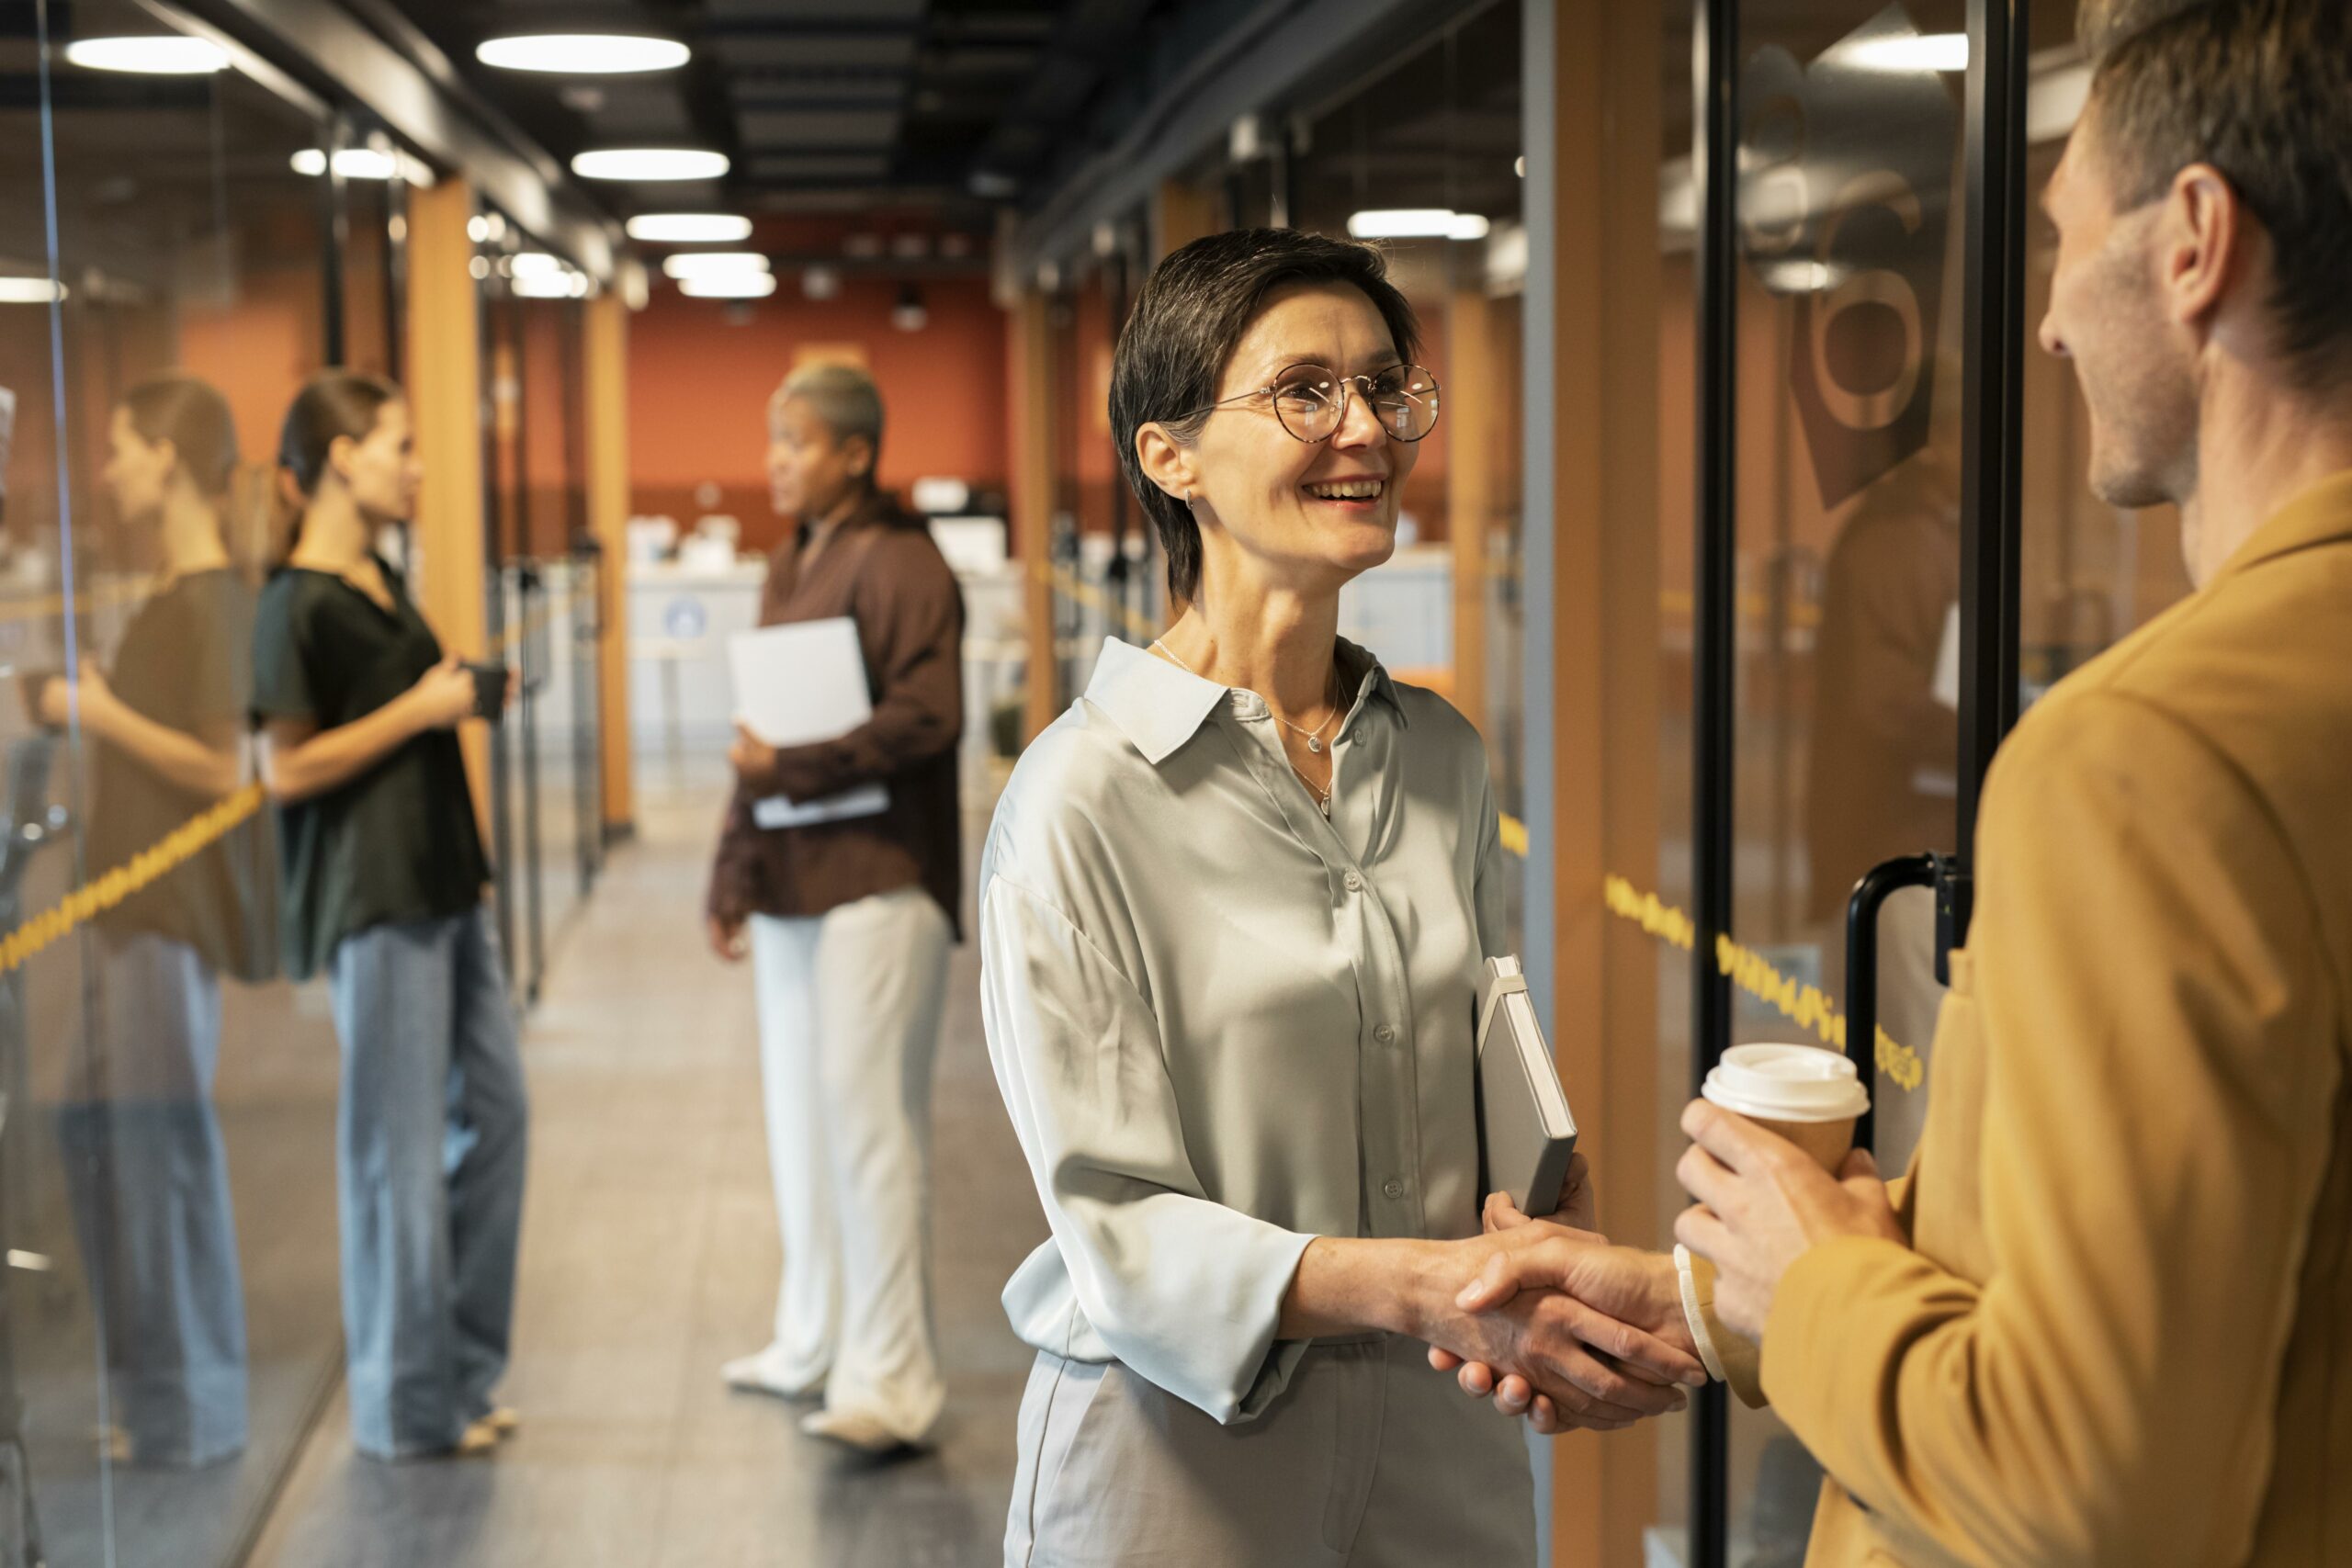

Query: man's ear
<box><xmin>1135</xmin><ymin>422</ymin><xmax>1195</xmax><ymax>505</ymax></box>
<box><xmin>2161</xmin><ymin>161</ymin><xmax>2245</xmax><ymax>334</ymax></box>
<box><xmin>844</xmin><ymin>434</ymin><xmax>876</xmax><ymax>479</ymax></box>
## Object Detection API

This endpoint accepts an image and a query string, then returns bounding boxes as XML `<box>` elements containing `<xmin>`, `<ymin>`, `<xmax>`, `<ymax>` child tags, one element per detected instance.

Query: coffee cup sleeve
<box><xmin>1675</xmin><ymin>1246</ymin><xmax>1768</xmax><ymax>1409</ymax></box>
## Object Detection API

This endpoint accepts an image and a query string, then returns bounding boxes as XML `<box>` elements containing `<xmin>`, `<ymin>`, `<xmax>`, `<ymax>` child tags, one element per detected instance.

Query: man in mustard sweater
<box><xmin>1454</xmin><ymin>1</ymin><xmax>2352</xmax><ymax>1562</ymax></box>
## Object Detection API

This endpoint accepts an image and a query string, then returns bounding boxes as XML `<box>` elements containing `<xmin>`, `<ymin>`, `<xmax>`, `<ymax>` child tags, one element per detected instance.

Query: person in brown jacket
<box><xmin>705</xmin><ymin>363</ymin><xmax>964</xmax><ymax>1452</ymax></box>
<box><xmin>1446</xmin><ymin>2</ymin><xmax>2352</xmax><ymax>1562</ymax></box>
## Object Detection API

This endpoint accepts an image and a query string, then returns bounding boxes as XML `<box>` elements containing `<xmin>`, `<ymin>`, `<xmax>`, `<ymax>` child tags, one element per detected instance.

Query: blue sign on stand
<box><xmin>662</xmin><ymin>597</ymin><xmax>708</xmax><ymax>641</ymax></box>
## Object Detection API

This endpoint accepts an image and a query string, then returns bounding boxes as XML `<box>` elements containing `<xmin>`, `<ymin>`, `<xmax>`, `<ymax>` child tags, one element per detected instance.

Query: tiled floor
<box><xmin>244</xmin><ymin>779</ymin><xmax>1046</xmax><ymax>1568</ymax></box>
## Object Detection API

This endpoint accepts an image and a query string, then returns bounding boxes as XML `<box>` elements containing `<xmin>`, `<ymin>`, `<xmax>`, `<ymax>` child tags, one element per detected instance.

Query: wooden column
<box><xmin>584</xmin><ymin>290</ymin><xmax>636</xmax><ymax>833</ymax></box>
<box><xmin>1448</xmin><ymin>287</ymin><xmax>1497</xmax><ymax>732</ymax></box>
<box><xmin>1545</xmin><ymin>2</ymin><xmax>1665</xmax><ymax>1563</ymax></box>
<box><xmin>1149</xmin><ymin>179</ymin><xmax>1220</xmax><ymax>261</ymax></box>
<box><xmin>1011</xmin><ymin>290</ymin><xmax>1060</xmax><ymax>743</ymax></box>
<box><xmin>403</xmin><ymin>176</ymin><xmax>492</xmax><ymax>817</ymax></box>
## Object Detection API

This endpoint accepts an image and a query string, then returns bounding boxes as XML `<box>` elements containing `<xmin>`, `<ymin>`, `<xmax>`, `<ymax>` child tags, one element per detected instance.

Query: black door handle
<box><xmin>1844</xmin><ymin>853</ymin><xmax>1942</xmax><ymax>1153</ymax></box>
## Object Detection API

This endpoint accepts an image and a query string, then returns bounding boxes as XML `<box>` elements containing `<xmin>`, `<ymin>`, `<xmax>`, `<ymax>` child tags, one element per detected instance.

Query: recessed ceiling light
<box><xmin>514</xmin><ymin>272</ymin><xmax>589</xmax><ymax>299</ymax></box>
<box><xmin>0</xmin><ymin>277</ymin><xmax>66</xmax><ymax>304</ymax></box>
<box><xmin>1348</xmin><ymin>209</ymin><xmax>1490</xmax><ymax>241</ymax></box>
<box><xmin>626</xmin><ymin>214</ymin><xmax>752</xmax><ymax>243</ymax></box>
<box><xmin>476</xmin><ymin>35</ymin><xmax>690</xmax><ymax>74</ymax></box>
<box><xmin>63</xmin><ymin>37</ymin><xmax>230</xmax><ymax>74</ymax></box>
<box><xmin>511</xmin><ymin>253</ymin><xmax>566</xmax><ymax>278</ymax></box>
<box><xmin>661</xmin><ymin>252</ymin><xmax>769</xmax><ymax>279</ymax></box>
<box><xmin>678</xmin><ymin>273</ymin><xmax>776</xmax><ymax>299</ymax></box>
<box><xmin>571</xmin><ymin>149</ymin><xmax>729</xmax><ymax>182</ymax></box>
<box><xmin>290</xmin><ymin>148</ymin><xmax>403</xmax><ymax>181</ymax></box>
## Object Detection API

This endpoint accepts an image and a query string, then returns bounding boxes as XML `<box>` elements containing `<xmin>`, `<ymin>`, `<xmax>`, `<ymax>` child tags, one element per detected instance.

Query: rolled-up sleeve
<box><xmin>979</xmin><ymin>872</ymin><xmax>1315</xmax><ymax>1424</ymax></box>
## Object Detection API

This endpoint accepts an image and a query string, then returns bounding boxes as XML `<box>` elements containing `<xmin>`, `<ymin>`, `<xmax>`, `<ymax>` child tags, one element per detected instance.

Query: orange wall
<box><xmin>627</xmin><ymin>275</ymin><xmax>1008</xmax><ymax>554</ymax></box>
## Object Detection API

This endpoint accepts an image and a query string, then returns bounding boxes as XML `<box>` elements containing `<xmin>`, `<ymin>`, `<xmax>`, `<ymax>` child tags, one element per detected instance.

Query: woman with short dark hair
<box><xmin>253</xmin><ymin>371</ymin><xmax>526</xmax><ymax>1461</ymax></box>
<box><xmin>978</xmin><ymin>230</ymin><xmax>1702</xmax><ymax>1563</ymax></box>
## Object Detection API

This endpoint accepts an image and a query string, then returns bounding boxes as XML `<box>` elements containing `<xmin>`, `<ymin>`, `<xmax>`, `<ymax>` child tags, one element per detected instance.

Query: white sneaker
<box><xmin>799</xmin><ymin>1405</ymin><xmax>929</xmax><ymax>1455</ymax></box>
<box><xmin>722</xmin><ymin>1346</ymin><xmax>826</xmax><ymax>1400</ymax></box>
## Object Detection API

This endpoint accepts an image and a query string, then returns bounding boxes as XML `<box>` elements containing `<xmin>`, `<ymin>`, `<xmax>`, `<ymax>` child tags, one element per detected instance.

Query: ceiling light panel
<box><xmin>476</xmin><ymin>35</ymin><xmax>691</xmax><ymax>74</ymax></box>
<box><xmin>571</xmin><ymin>149</ymin><xmax>730</xmax><ymax>181</ymax></box>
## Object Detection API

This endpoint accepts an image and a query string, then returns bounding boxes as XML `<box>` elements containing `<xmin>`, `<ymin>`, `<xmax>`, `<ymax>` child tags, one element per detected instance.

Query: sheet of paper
<box><xmin>728</xmin><ymin>617</ymin><xmax>872</xmax><ymax>746</ymax></box>
<box><xmin>729</xmin><ymin>617</ymin><xmax>889</xmax><ymax>829</ymax></box>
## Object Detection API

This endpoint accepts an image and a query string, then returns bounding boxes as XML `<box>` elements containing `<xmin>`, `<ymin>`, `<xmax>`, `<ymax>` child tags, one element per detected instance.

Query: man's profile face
<box><xmin>2037</xmin><ymin>114</ymin><xmax>2199</xmax><ymax>513</ymax></box>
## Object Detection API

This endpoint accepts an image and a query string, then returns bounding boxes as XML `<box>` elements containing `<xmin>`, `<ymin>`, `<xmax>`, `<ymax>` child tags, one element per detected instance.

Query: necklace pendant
<box><xmin>1307</xmin><ymin>737</ymin><xmax>1323</xmax><ymax>754</ymax></box>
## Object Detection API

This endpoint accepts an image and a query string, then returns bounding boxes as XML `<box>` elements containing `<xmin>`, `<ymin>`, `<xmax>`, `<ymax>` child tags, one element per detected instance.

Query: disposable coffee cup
<box><xmin>1702</xmin><ymin>1043</ymin><xmax>1871</xmax><ymax>1170</ymax></box>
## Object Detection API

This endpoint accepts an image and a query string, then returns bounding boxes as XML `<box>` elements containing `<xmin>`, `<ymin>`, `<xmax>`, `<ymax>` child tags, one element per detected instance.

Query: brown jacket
<box><xmin>707</xmin><ymin>492</ymin><xmax>965</xmax><ymax>938</ymax></box>
<box><xmin>1754</xmin><ymin>471</ymin><xmax>2352</xmax><ymax>1566</ymax></box>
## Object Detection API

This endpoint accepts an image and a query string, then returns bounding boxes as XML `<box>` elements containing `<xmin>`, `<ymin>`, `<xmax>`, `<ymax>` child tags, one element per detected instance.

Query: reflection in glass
<box><xmin>53</xmin><ymin>378</ymin><xmax>273</xmax><ymax>1469</ymax></box>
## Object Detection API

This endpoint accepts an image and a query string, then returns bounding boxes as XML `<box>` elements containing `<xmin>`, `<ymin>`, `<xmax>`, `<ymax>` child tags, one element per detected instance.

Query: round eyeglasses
<box><xmin>1182</xmin><ymin>362</ymin><xmax>1441</xmax><ymax>444</ymax></box>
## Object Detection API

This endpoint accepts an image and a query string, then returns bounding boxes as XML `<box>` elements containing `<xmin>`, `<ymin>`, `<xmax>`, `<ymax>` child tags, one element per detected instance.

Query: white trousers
<box><xmin>750</xmin><ymin>887</ymin><xmax>951</xmax><ymax>1437</ymax></box>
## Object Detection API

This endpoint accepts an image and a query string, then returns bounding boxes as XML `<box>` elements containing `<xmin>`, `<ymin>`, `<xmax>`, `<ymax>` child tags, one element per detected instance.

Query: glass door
<box><xmin>1680</xmin><ymin>0</ymin><xmax>2034</xmax><ymax>1562</ymax></box>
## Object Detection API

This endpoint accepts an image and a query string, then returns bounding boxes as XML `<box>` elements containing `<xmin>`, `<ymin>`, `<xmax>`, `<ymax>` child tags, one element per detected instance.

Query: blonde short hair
<box><xmin>769</xmin><ymin>363</ymin><xmax>885</xmax><ymax>468</ymax></box>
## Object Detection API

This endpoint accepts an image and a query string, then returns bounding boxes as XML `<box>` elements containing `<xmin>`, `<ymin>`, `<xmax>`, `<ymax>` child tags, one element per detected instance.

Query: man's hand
<box><xmin>729</xmin><ymin>721</ymin><xmax>777</xmax><ymax>784</ymax></box>
<box><xmin>707</xmin><ymin>913</ymin><xmax>749</xmax><ymax>964</ymax></box>
<box><xmin>1434</xmin><ymin>1224</ymin><xmax>1703</xmax><ymax>1434</ymax></box>
<box><xmin>1441</xmin><ymin>1152</ymin><xmax>1601</xmax><ymax>1425</ymax></box>
<box><xmin>1672</xmin><ymin>1098</ymin><xmax>1905</xmax><ymax>1340</ymax></box>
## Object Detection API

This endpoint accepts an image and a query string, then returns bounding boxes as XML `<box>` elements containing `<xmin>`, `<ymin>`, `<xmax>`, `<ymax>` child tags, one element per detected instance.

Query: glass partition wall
<box><xmin>0</xmin><ymin>6</ymin><xmax>373</xmax><ymax>1564</ymax></box>
<box><xmin>0</xmin><ymin>7</ymin><xmax>588</xmax><ymax>1562</ymax></box>
<box><xmin>479</xmin><ymin>223</ymin><xmax>600</xmax><ymax>1004</ymax></box>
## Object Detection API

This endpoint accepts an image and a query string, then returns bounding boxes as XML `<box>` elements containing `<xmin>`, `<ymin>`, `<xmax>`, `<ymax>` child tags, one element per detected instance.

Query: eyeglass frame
<box><xmin>1171</xmin><ymin>361</ymin><xmax>1442</xmax><ymax>444</ymax></box>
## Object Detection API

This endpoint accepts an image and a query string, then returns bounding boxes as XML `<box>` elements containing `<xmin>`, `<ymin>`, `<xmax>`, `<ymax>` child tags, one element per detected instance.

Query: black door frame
<box><xmin>1681</xmin><ymin>2</ymin><xmax>2031</xmax><ymax>1562</ymax></box>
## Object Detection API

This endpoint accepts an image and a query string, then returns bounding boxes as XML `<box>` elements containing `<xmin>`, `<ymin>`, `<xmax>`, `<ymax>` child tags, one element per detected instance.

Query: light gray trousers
<box><xmin>1007</xmin><ymin>1333</ymin><xmax>1536</xmax><ymax>1568</ymax></box>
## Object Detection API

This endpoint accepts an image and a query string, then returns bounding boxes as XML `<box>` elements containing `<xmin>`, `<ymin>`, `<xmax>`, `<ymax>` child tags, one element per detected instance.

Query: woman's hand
<box><xmin>1416</xmin><ymin>1226</ymin><xmax>1705</xmax><ymax>1435</ymax></box>
<box><xmin>40</xmin><ymin>667</ymin><xmax>116</xmax><ymax>732</ymax></box>
<box><xmin>707</xmin><ymin>913</ymin><xmax>749</xmax><ymax>963</ymax></box>
<box><xmin>1446</xmin><ymin>1152</ymin><xmax>1601</xmax><ymax>1426</ymax></box>
<box><xmin>729</xmin><ymin>721</ymin><xmax>777</xmax><ymax>784</ymax></box>
<box><xmin>406</xmin><ymin>656</ymin><xmax>479</xmax><ymax>731</ymax></box>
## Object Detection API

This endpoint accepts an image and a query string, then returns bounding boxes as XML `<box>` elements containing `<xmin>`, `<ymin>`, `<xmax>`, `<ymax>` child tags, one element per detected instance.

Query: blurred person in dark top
<box><xmin>706</xmin><ymin>363</ymin><xmax>963</xmax><ymax>1452</ymax></box>
<box><xmin>47</xmin><ymin>374</ymin><xmax>272</xmax><ymax>1467</ymax></box>
<box><xmin>252</xmin><ymin>371</ymin><xmax>525</xmax><ymax>1461</ymax></box>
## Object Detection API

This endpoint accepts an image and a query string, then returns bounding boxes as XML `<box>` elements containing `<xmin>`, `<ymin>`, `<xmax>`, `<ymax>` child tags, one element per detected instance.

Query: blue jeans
<box><xmin>56</xmin><ymin>931</ymin><xmax>247</xmax><ymax>1467</ymax></box>
<box><xmin>328</xmin><ymin>907</ymin><xmax>528</xmax><ymax>1458</ymax></box>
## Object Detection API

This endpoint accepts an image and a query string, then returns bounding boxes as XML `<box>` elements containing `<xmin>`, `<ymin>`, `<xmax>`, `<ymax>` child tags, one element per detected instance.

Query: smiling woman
<box><xmin>976</xmin><ymin>228</ymin><xmax>1704</xmax><ymax>1568</ymax></box>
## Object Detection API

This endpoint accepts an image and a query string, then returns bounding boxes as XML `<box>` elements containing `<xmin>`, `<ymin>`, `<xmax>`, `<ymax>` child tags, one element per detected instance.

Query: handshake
<box><xmin>1411</xmin><ymin>1156</ymin><xmax>1707</xmax><ymax>1436</ymax></box>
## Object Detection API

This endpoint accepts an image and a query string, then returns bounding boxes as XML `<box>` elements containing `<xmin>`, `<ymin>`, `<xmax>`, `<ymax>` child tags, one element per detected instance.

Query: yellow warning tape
<box><xmin>1603</xmin><ymin>874</ymin><xmax>1923</xmax><ymax>1091</ymax></box>
<box><xmin>1492</xmin><ymin>818</ymin><xmax>1921</xmax><ymax>1093</ymax></box>
<box><xmin>0</xmin><ymin>783</ymin><xmax>266</xmax><ymax>976</ymax></box>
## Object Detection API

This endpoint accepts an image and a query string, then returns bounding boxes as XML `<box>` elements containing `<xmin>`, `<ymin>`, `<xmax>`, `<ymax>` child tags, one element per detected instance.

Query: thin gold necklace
<box><xmin>1152</xmin><ymin>638</ymin><xmax>1336</xmax><ymax>815</ymax></box>
<box><xmin>1149</xmin><ymin>640</ymin><xmax>1342</xmax><ymax>751</ymax></box>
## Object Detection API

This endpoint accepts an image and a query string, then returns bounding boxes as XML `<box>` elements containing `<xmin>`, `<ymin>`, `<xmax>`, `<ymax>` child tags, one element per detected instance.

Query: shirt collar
<box><xmin>2213</xmin><ymin>468</ymin><xmax>2352</xmax><ymax>583</ymax></box>
<box><xmin>1082</xmin><ymin>635</ymin><xmax>1408</xmax><ymax>768</ymax></box>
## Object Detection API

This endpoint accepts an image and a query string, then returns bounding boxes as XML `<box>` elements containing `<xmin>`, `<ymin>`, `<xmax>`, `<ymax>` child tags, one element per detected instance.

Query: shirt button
<box><xmin>1374</xmin><ymin>1023</ymin><xmax>1396</xmax><ymax>1044</ymax></box>
<box><xmin>1343</xmin><ymin>872</ymin><xmax>1364</xmax><ymax>894</ymax></box>
<box><xmin>1383</xmin><ymin>1179</ymin><xmax>1406</xmax><ymax>1201</ymax></box>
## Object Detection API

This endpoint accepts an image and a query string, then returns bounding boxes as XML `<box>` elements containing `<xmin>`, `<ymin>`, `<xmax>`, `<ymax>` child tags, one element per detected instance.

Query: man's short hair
<box><xmin>772</xmin><ymin>363</ymin><xmax>885</xmax><ymax>468</ymax></box>
<box><xmin>2078</xmin><ymin>0</ymin><xmax>2352</xmax><ymax>392</ymax></box>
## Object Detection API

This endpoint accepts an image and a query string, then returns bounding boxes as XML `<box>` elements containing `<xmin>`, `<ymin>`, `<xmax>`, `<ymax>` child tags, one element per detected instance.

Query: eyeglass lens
<box><xmin>1272</xmin><ymin>364</ymin><xmax>1440</xmax><ymax>442</ymax></box>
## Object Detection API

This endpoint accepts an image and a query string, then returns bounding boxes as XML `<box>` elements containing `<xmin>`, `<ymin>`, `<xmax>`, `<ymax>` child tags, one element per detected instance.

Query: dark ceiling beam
<box><xmin>1006</xmin><ymin>0</ymin><xmax>1468</xmax><ymax>274</ymax></box>
<box><xmin>168</xmin><ymin>0</ymin><xmax>620</xmax><ymax>276</ymax></box>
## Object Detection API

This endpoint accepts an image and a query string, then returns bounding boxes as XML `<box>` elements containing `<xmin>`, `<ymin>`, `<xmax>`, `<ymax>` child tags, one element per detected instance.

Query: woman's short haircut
<box><xmin>771</xmin><ymin>362</ymin><xmax>885</xmax><ymax>473</ymax></box>
<box><xmin>1110</xmin><ymin>229</ymin><xmax>1419</xmax><ymax>604</ymax></box>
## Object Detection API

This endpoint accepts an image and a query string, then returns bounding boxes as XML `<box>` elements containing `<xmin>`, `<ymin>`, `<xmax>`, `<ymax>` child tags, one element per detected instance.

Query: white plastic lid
<box><xmin>1702</xmin><ymin>1043</ymin><xmax>1871</xmax><ymax>1122</ymax></box>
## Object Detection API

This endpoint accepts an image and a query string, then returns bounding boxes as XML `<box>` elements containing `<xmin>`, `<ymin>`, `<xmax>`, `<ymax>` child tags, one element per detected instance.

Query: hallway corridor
<box><xmin>244</xmin><ymin>778</ymin><xmax>1045</xmax><ymax>1568</ymax></box>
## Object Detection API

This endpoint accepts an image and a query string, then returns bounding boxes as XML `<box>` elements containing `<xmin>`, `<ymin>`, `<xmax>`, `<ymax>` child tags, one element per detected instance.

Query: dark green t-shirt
<box><xmin>88</xmin><ymin>569</ymin><xmax>277</xmax><ymax>982</ymax></box>
<box><xmin>251</xmin><ymin>559</ymin><xmax>492</xmax><ymax>980</ymax></box>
